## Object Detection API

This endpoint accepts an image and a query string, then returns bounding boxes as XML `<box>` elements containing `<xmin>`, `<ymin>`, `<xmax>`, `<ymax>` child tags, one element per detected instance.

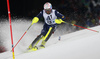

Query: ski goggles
<box><xmin>45</xmin><ymin>9</ymin><xmax>52</xmax><ymax>13</ymax></box>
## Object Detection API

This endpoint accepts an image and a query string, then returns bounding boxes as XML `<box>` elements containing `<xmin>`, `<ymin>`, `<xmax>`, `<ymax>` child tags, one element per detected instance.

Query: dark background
<box><xmin>0</xmin><ymin>0</ymin><xmax>62</xmax><ymax>18</ymax></box>
<box><xmin>0</xmin><ymin>0</ymin><xmax>100</xmax><ymax>26</ymax></box>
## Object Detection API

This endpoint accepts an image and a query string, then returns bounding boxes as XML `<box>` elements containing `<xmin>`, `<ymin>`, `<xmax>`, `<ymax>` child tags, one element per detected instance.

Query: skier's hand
<box><xmin>55</xmin><ymin>19</ymin><xmax>65</xmax><ymax>24</ymax></box>
<box><xmin>32</xmin><ymin>17</ymin><xmax>39</xmax><ymax>24</ymax></box>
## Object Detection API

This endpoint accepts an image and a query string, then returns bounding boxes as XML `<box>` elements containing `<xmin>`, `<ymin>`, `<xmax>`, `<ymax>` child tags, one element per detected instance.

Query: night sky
<box><xmin>0</xmin><ymin>0</ymin><xmax>61</xmax><ymax>18</ymax></box>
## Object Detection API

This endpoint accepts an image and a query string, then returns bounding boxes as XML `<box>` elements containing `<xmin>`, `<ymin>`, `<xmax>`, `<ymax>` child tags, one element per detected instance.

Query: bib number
<box><xmin>46</xmin><ymin>15</ymin><xmax>52</xmax><ymax>24</ymax></box>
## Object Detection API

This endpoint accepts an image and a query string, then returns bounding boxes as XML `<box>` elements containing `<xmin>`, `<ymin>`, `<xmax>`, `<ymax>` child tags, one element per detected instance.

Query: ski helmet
<box><xmin>44</xmin><ymin>2</ymin><xmax>52</xmax><ymax>14</ymax></box>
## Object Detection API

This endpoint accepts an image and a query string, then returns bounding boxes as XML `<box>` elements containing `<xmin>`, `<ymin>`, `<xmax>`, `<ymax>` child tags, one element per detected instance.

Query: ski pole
<box><xmin>64</xmin><ymin>22</ymin><xmax>99</xmax><ymax>33</ymax></box>
<box><xmin>12</xmin><ymin>17</ymin><xmax>39</xmax><ymax>50</ymax></box>
<box><xmin>55</xmin><ymin>19</ymin><xmax>99</xmax><ymax>33</ymax></box>
<box><xmin>12</xmin><ymin>24</ymin><xmax>33</xmax><ymax>49</ymax></box>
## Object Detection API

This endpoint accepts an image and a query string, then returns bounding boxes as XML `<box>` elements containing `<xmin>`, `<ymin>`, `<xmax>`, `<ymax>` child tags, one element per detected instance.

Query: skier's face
<box><xmin>45</xmin><ymin>9</ymin><xmax>52</xmax><ymax>14</ymax></box>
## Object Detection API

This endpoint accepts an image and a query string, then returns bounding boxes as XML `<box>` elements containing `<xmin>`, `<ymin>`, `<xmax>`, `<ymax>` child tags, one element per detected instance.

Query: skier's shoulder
<box><xmin>37</xmin><ymin>10</ymin><xmax>43</xmax><ymax>18</ymax></box>
<box><xmin>52</xmin><ymin>9</ymin><xmax>60</xmax><ymax>14</ymax></box>
<box><xmin>39</xmin><ymin>10</ymin><xmax>44</xmax><ymax>14</ymax></box>
<box><xmin>52</xmin><ymin>9</ymin><xmax>57</xmax><ymax>12</ymax></box>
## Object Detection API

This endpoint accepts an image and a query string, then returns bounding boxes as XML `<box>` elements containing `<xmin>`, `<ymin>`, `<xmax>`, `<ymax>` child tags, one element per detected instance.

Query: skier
<box><xmin>28</xmin><ymin>2</ymin><xmax>65</xmax><ymax>51</ymax></box>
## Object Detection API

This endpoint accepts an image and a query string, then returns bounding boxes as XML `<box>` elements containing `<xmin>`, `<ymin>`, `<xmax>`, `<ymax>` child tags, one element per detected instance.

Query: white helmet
<box><xmin>44</xmin><ymin>2</ymin><xmax>52</xmax><ymax>10</ymax></box>
<box><xmin>44</xmin><ymin>2</ymin><xmax>52</xmax><ymax>14</ymax></box>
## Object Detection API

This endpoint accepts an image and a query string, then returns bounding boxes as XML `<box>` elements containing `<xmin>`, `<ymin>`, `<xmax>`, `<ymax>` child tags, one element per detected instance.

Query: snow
<box><xmin>0</xmin><ymin>19</ymin><xmax>100</xmax><ymax>59</ymax></box>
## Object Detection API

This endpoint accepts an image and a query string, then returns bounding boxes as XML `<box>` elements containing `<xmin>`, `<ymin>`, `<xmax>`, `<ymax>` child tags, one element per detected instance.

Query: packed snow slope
<box><xmin>0</xmin><ymin>19</ymin><xmax>100</xmax><ymax>59</ymax></box>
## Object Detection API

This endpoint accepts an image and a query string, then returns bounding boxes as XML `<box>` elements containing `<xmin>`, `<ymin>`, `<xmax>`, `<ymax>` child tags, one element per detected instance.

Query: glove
<box><xmin>55</xmin><ymin>19</ymin><xmax>65</xmax><ymax>24</ymax></box>
<box><xmin>32</xmin><ymin>17</ymin><xmax>39</xmax><ymax>24</ymax></box>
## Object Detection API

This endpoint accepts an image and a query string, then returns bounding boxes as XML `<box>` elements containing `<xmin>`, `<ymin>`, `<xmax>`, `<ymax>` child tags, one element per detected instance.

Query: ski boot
<box><xmin>27</xmin><ymin>44</ymin><xmax>32</xmax><ymax>50</ymax></box>
<box><xmin>31</xmin><ymin>46</ymin><xmax>38</xmax><ymax>51</ymax></box>
<box><xmin>27</xmin><ymin>44</ymin><xmax>38</xmax><ymax>51</ymax></box>
<box><xmin>28</xmin><ymin>46</ymin><xmax>38</xmax><ymax>52</ymax></box>
<box><xmin>39</xmin><ymin>40</ymin><xmax>46</xmax><ymax>49</ymax></box>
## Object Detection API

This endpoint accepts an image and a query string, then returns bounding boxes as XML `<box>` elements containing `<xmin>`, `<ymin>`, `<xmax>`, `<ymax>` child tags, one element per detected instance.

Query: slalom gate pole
<box><xmin>7</xmin><ymin>0</ymin><xmax>15</xmax><ymax>59</ymax></box>
<box><xmin>64</xmin><ymin>22</ymin><xmax>99</xmax><ymax>33</ymax></box>
<box><xmin>12</xmin><ymin>24</ymin><xmax>33</xmax><ymax>49</ymax></box>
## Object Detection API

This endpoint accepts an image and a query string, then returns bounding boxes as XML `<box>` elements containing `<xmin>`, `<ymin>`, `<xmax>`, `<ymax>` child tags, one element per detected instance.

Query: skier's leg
<box><xmin>28</xmin><ymin>24</ymin><xmax>47</xmax><ymax>50</ymax></box>
<box><xmin>31</xmin><ymin>34</ymin><xmax>44</xmax><ymax>47</ymax></box>
<box><xmin>28</xmin><ymin>33</ymin><xmax>44</xmax><ymax>50</ymax></box>
<box><xmin>40</xmin><ymin>27</ymin><xmax>55</xmax><ymax>48</ymax></box>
